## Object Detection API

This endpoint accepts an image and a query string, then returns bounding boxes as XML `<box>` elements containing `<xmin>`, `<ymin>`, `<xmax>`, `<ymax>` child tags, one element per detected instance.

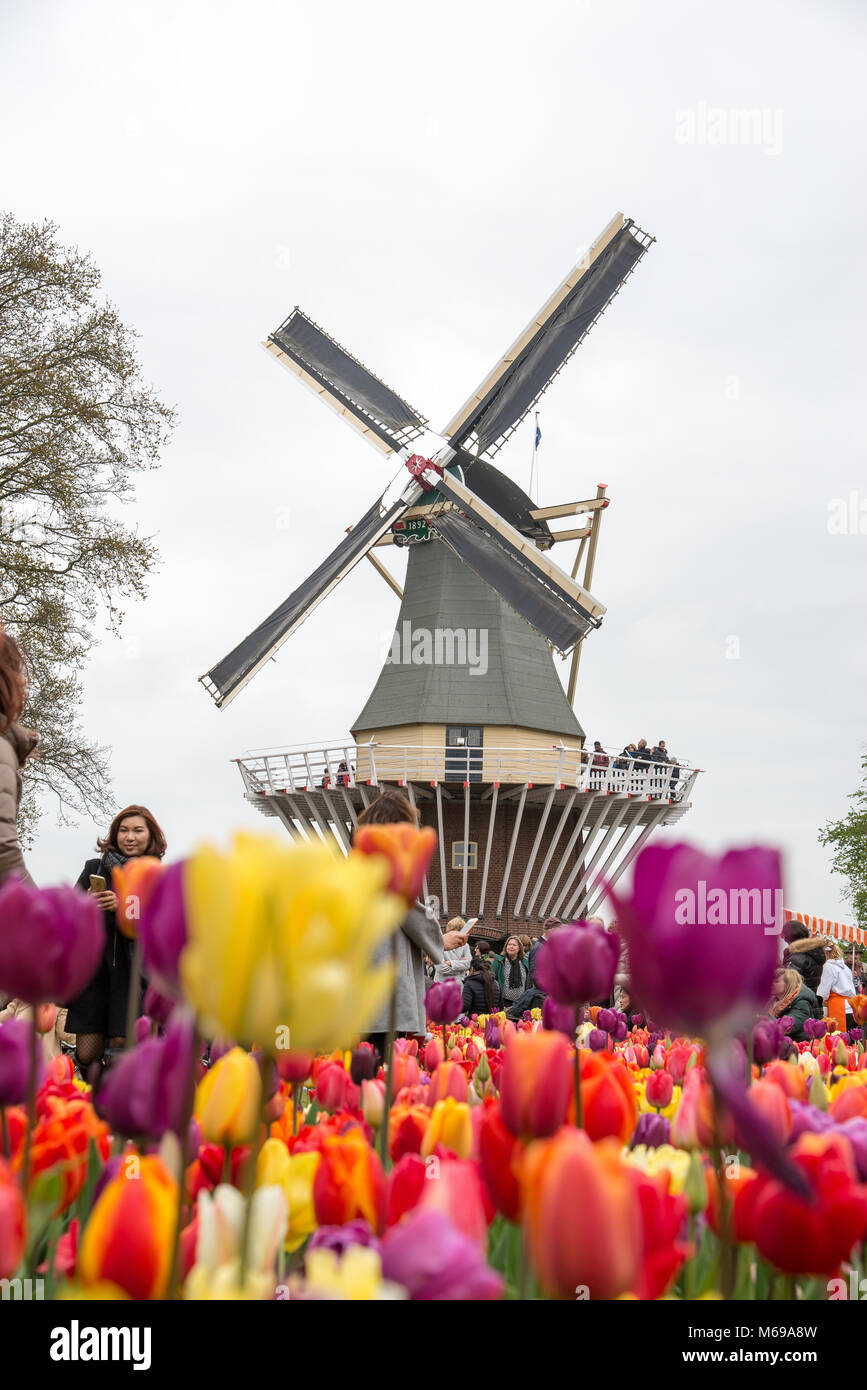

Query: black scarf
<box><xmin>507</xmin><ymin>957</ymin><xmax>524</xmax><ymax>989</ymax></box>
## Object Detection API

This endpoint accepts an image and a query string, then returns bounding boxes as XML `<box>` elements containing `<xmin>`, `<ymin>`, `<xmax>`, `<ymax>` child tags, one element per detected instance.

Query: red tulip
<box><xmin>577</xmin><ymin>1052</ymin><xmax>638</xmax><ymax>1143</ymax></box>
<box><xmin>630</xmin><ymin>1169</ymin><xmax>689</xmax><ymax>1300</ymax></box>
<box><xmin>426</xmin><ymin>1060</ymin><xmax>468</xmax><ymax>1107</ymax></box>
<box><xmin>646</xmin><ymin>1070</ymin><xmax>674</xmax><ymax>1112</ymax></box>
<box><xmin>313</xmin><ymin>1128</ymin><xmax>386</xmax><ymax>1234</ymax></box>
<box><xmin>386</xmin><ymin>1153</ymin><xmax>427</xmax><ymax>1228</ymax></box>
<box><xmin>477</xmin><ymin>1097</ymin><xmax>523</xmax><ymax>1222</ymax></box>
<box><xmin>0</xmin><ymin>1159</ymin><xmax>26</xmax><ymax>1279</ymax></box>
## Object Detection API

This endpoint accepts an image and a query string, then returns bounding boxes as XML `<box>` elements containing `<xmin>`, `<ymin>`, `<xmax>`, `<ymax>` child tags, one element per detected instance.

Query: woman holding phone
<box><xmin>66</xmin><ymin>804</ymin><xmax>167</xmax><ymax>1072</ymax></box>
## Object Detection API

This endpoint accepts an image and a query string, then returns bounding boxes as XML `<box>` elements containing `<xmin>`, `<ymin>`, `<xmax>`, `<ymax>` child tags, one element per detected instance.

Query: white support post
<box><xmin>526</xmin><ymin>791</ymin><xmax>576</xmax><ymax>917</ymax></box>
<box><xmin>585</xmin><ymin>807</ymin><xmax>668</xmax><ymax>916</ymax></box>
<box><xmin>496</xmin><ymin>784</ymin><xmax>528</xmax><ymax>919</ymax></box>
<box><xmin>562</xmin><ymin>801</ymin><xmax>631</xmax><ymax>920</ymax></box>
<box><xmin>538</xmin><ymin>796</ymin><xmax>595</xmax><ymax>918</ymax></box>
<box><xmin>461</xmin><ymin>781</ymin><xmax>471</xmax><ymax>916</ymax></box>
<box><xmin>284</xmin><ymin>794</ymin><xmax>312</xmax><ymax>842</ymax></box>
<box><xmin>270</xmin><ymin>799</ymin><xmax>303</xmax><ymax>841</ymax></box>
<box><xmin>435</xmin><ymin>782</ymin><xmax>448</xmax><ymax>917</ymax></box>
<box><xmin>478</xmin><ymin>784</ymin><xmax>499</xmax><ymax>919</ymax></box>
<box><xmin>368</xmin><ymin>738</ymin><xmax>379</xmax><ymax>787</ymax></box>
<box><xmin>513</xmin><ymin>784</ymin><xmax>557</xmax><ymax>918</ymax></box>
<box><xmin>340</xmin><ymin>786</ymin><xmax>358</xmax><ymax>829</ymax></box>
<box><xmin>406</xmin><ymin>783</ymin><xmax>429</xmax><ymax>906</ymax></box>
<box><xmin>302</xmin><ymin>790</ymin><xmax>346</xmax><ymax>855</ymax></box>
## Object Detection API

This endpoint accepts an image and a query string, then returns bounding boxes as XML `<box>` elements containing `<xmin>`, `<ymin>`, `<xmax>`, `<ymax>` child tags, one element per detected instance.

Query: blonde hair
<box><xmin>825</xmin><ymin>941</ymin><xmax>843</xmax><ymax>961</ymax></box>
<box><xmin>774</xmin><ymin>968</ymin><xmax>803</xmax><ymax>998</ymax></box>
<box><xmin>446</xmin><ymin>917</ymin><xmax>465</xmax><ymax>932</ymax></box>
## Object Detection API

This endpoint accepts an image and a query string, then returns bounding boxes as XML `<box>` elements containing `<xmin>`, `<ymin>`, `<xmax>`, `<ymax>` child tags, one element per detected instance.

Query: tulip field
<box><xmin>1</xmin><ymin>829</ymin><xmax>867</xmax><ymax>1307</ymax></box>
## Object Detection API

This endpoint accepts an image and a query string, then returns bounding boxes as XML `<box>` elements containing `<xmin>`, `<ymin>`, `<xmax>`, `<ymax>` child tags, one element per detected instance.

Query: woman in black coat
<box><xmin>66</xmin><ymin>804</ymin><xmax>167</xmax><ymax>1070</ymax></box>
<box><xmin>462</xmin><ymin>959</ymin><xmax>502</xmax><ymax>1015</ymax></box>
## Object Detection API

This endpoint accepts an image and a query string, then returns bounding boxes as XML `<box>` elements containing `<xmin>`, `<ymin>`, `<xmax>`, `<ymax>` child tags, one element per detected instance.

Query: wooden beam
<box><xmin>568</xmin><ymin>484</ymin><xmax>607</xmax><ymax>706</ymax></box>
<box><xmin>529</xmin><ymin>497</ymin><xmax>610</xmax><ymax>521</ymax></box>
<box><xmin>364</xmin><ymin>551</ymin><xmax>403</xmax><ymax>599</ymax></box>
<box><xmin>548</xmin><ymin>525</ymin><xmax>591</xmax><ymax>543</ymax></box>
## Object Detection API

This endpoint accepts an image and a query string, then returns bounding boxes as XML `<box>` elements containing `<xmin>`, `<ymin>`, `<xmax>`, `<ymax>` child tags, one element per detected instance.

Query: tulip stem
<box><xmin>239</xmin><ymin>1056</ymin><xmax>268</xmax><ymax>1291</ymax></box>
<box><xmin>20</xmin><ymin>1012</ymin><xmax>39</xmax><ymax>1200</ymax></box>
<box><xmin>378</xmin><ymin>936</ymin><xmax>399</xmax><ymax>1171</ymax></box>
<box><xmin>166</xmin><ymin>1025</ymin><xmax>200</xmax><ymax>1300</ymax></box>
<box><xmin>573</xmin><ymin>1043</ymin><xmax>583</xmax><ymax>1131</ymax></box>
<box><xmin>746</xmin><ymin>1027</ymin><xmax>754</xmax><ymax>1087</ymax></box>
<box><xmin>292</xmin><ymin>1082</ymin><xmax>300</xmax><ymax>1138</ymax></box>
<box><xmin>0</xmin><ymin>1107</ymin><xmax>8</xmax><ymax>1161</ymax></box>
<box><xmin>125</xmin><ymin>938</ymin><xmax>143</xmax><ymax>1051</ymax></box>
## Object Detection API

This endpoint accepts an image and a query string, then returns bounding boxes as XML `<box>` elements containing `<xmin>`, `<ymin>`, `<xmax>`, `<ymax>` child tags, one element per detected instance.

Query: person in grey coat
<box><xmin>358</xmin><ymin>791</ymin><xmax>468</xmax><ymax>1052</ymax></box>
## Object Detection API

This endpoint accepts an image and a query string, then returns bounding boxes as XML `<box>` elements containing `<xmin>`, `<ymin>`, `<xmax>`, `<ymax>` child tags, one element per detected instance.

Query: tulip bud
<box><xmin>810</xmin><ymin>1075</ymin><xmax>830</xmax><ymax>1112</ymax></box>
<box><xmin>646</xmin><ymin>1070</ymin><xmax>674</xmax><ymax>1112</ymax></box>
<box><xmin>684</xmin><ymin>1151</ymin><xmax>707</xmax><ymax>1216</ymax></box>
<box><xmin>473</xmin><ymin>1052</ymin><xmax>492</xmax><ymax>1099</ymax></box>
<box><xmin>423</xmin><ymin>1036</ymin><xmax>444</xmax><ymax>1073</ymax></box>
<box><xmin>362</xmin><ymin>1079</ymin><xmax>385</xmax><ymax>1129</ymax></box>
<box><xmin>425</xmin><ymin>981</ymin><xmax>462</xmax><ymax>1025</ymax></box>
<box><xmin>836</xmin><ymin>1040</ymin><xmax>849</xmax><ymax>1069</ymax></box>
<box><xmin>650</xmin><ymin>1044</ymin><xmax>666</xmax><ymax>1070</ymax></box>
<box><xmin>34</xmin><ymin>1003</ymin><xmax>57</xmax><ymax>1034</ymax></box>
<box><xmin>350</xmin><ymin>1043</ymin><xmax>378</xmax><ymax>1086</ymax></box>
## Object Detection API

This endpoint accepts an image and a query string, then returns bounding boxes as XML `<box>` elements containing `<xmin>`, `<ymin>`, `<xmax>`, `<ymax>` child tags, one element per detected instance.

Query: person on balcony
<box><xmin>336</xmin><ymin>761</ymin><xmax>351</xmax><ymax>787</ymax></box>
<box><xmin>615</xmin><ymin>743</ymin><xmax>637</xmax><ymax>770</ymax></box>
<box><xmin>634</xmin><ymin>739</ymin><xmax>651</xmax><ymax>772</ymax></box>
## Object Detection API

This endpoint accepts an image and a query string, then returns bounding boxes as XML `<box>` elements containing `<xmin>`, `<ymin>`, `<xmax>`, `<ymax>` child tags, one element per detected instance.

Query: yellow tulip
<box><xmin>421</xmin><ymin>1097</ymin><xmax>473</xmax><ymax>1160</ymax></box>
<box><xmin>303</xmin><ymin>1246</ymin><xmax>404</xmax><ymax>1301</ymax></box>
<box><xmin>181</xmin><ymin>834</ymin><xmax>402</xmax><ymax>1050</ymax></box>
<box><xmin>195</xmin><ymin>1047</ymin><xmax>262</xmax><ymax>1145</ymax></box>
<box><xmin>256</xmin><ymin>1138</ymin><xmax>320</xmax><ymax>1253</ymax></box>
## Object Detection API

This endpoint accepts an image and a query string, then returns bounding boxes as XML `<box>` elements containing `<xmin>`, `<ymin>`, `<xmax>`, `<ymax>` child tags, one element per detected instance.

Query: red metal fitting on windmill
<box><xmin>405</xmin><ymin>454</ymin><xmax>444</xmax><ymax>491</ymax></box>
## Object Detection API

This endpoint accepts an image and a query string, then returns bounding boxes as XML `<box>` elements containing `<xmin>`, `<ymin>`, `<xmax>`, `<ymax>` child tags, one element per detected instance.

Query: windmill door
<box><xmin>445</xmin><ymin>726</ymin><xmax>483</xmax><ymax>783</ymax></box>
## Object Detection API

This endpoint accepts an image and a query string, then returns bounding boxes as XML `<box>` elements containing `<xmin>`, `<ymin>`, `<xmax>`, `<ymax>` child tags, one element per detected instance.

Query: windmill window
<box><xmin>452</xmin><ymin>841</ymin><xmax>478</xmax><ymax>870</ymax></box>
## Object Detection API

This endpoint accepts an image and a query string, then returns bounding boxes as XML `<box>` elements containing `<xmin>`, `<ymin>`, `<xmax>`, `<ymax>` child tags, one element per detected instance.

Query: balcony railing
<box><xmin>236</xmin><ymin>739</ymin><xmax>700</xmax><ymax>804</ymax></box>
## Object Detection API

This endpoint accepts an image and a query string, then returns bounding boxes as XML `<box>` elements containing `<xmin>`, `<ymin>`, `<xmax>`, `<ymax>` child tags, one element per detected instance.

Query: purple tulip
<box><xmin>308</xmin><ymin>1220</ymin><xmax>380</xmax><ymax>1260</ymax></box>
<box><xmin>134</xmin><ymin>1016</ymin><xmax>151</xmax><ymax>1046</ymax></box>
<box><xmin>541</xmin><ymin>996</ymin><xmax>576</xmax><ymax>1036</ymax></box>
<box><xmin>143</xmin><ymin>983</ymin><xmax>176</xmax><ymax>1026</ymax></box>
<box><xmin>837</xmin><ymin>1119</ymin><xmax>867</xmax><ymax>1180</ymax></box>
<box><xmin>778</xmin><ymin>1037</ymin><xmax>798</xmax><ymax>1061</ymax></box>
<box><xmin>596</xmin><ymin>1008</ymin><xmax>617</xmax><ymax>1035</ymax></box>
<box><xmin>613</xmin><ymin>1014</ymin><xmax>628</xmax><ymax>1042</ymax></box>
<box><xmin>610</xmin><ymin>843</ymin><xmax>783</xmax><ymax>1041</ymax></box>
<box><xmin>138</xmin><ymin>861</ymin><xmax>187</xmax><ymax>996</ymax></box>
<box><xmin>484</xmin><ymin>1017</ymin><xmax>501</xmax><ymax>1050</ymax></box>
<box><xmin>381</xmin><ymin>1208</ymin><xmax>503</xmax><ymax>1300</ymax></box>
<box><xmin>630</xmin><ymin>1013</ymin><xmax>645</xmax><ymax>1030</ymax></box>
<box><xmin>0</xmin><ymin>1016</ymin><xmax>43</xmax><ymax>1105</ymax></box>
<box><xmin>534</xmin><ymin>920</ymin><xmax>617</xmax><ymax>1007</ymax></box>
<box><xmin>630</xmin><ymin>1111</ymin><xmax>671</xmax><ymax>1149</ymax></box>
<box><xmin>707</xmin><ymin>1050</ymin><xmax>810</xmax><ymax>1198</ymax></box>
<box><xmin>803</xmin><ymin>1018</ymin><xmax>827</xmax><ymax>1040</ymax></box>
<box><xmin>424</xmin><ymin>981</ymin><xmax>462</xmax><ymax>1025</ymax></box>
<box><xmin>588</xmin><ymin>1028</ymin><xmax>608</xmax><ymax>1051</ymax></box>
<box><xmin>350</xmin><ymin>1044</ymin><xmax>379</xmax><ymax>1085</ymax></box>
<box><xmin>752</xmin><ymin>1016</ymin><xmax>783</xmax><ymax>1064</ymax></box>
<box><xmin>0</xmin><ymin>879</ymin><xmax>104</xmax><ymax>1005</ymax></box>
<box><xmin>787</xmin><ymin>1099</ymin><xmax>834</xmax><ymax>1144</ymax></box>
<box><xmin>95</xmin><ymin>1009</ymin><xmax>197</xmax><ymax>1139</ymax></box>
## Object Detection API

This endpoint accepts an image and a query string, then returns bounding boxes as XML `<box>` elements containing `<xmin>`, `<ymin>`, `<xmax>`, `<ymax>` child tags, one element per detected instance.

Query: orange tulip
<box><xmin>425</xmin><ymin>1060</ymin><xmax>468</xmax><ymax>1107</ymax></box>
<box><xmin>313</xmin><ymin>1127</ymin><xmax>386</xmax><ymax>1234</ymax></box>
<box><xmin>0</xmin><ymin>1159</ymin><xmax>26</xmax><ymax>1279</ymax></box>
<box><xmin>78</xmin><ymin>1155</ymin><xmax>178</xmax><ymax>1299</ymax></box>
<box><xmin>12</xmin><ymin>1094</ymin><xmax>111</xmax><ymax>1216</ymax></box>
<box><xmin>113</xmin><ymin>856</ymin><xmax>165</xmax><ymax>939</ymax></box>
<box><xmin>522</xmin><ymin>1131</ymin><xmax>642</xmax><ymax>1299</ymax></box>
<box><xmin>763</xmin><ymin>1059</ymin><xmax>808</xmax><ymax>1103</ymax></box>
<box><xmin>499</xmin><ymin>1031</ymin><xmax>571</xmax><ymax>1140</ymax></box>
<box><xmin>352</xmin><ymin>823</ymin><xmax>437</xmax><ymax>904</ymax></box>
<box><xmin>388</xmin><ymin>1103</ymin><xmax>430</xmax><ymax>1160</ymax></box>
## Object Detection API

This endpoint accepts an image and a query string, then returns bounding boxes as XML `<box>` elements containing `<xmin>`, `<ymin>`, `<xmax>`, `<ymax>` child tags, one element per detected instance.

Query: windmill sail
<box><xmin>429</xmin><ymin>472</ymin><xmax>604</xmax><ymax>655</ymax></box>
<box><xmin>442</xmin><ymin>214</ymin><xmax>653</xmax><ymax>458</ymax></box>
<box><xmin>265</xmin><ymin>309</ymin><xmax>428</xmax><ymax>456</ymax></box>
<box><xmin>200</xmin><ymin>492</ymin><xmax>408</xmax><ymax>708</ymax></box>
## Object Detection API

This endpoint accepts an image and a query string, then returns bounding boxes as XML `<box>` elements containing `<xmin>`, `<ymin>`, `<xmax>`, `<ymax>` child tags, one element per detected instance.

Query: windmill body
<box><xmin>204</xmin><ymin>214</ymin><xmax>701</xmax><ymax>934</ymax></box>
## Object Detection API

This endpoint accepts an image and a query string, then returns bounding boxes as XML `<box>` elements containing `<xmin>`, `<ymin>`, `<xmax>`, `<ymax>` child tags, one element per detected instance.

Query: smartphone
<box><xmin>89</xmin><ymin>874</ymin><xmax>106</xmax><ymax>893</ymax></box>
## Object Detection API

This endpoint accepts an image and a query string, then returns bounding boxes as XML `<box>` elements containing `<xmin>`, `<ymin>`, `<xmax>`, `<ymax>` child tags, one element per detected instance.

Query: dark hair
<box><xmin>503</xmin><ymin>935</ymin><xmax>524</xmax><ymax>960</ymax></box>
<box><xmin>469</xmin><ymin>957</ymin><xmax>496</xmax><ymax>1011</ymax></box>
<box><xmin>0</xmin><ymin>631</ymin><xmax>28</xmax><ymax>731</ymax></box>
<box><xmin>356</xmin><ymin>790</ymin><xmax>419</xmax><ymax>827</ymax></box>
<box><xmin>98</xmin><ymin>805</ymin><xmax>167</xmax><ymax>859</ymax></box>
<box><xmin>783</xmin><ymin>919</ymin><xmax>809</xmax><ymax>945</ymax></box>
<box><xmin>475</xmin><ymin>940</ymin><xmax>492</xmax><ymax>956</ymax></box>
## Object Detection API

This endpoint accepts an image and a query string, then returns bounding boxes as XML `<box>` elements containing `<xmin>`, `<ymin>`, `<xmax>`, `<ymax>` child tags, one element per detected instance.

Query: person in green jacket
<box><xmin>771</xmin><ymin>967</ymin><xmax>822</xmax><ymax>1042</ymax></box>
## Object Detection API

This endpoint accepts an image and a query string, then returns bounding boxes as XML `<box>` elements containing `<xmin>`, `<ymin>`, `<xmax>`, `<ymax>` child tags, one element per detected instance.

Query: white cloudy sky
<box><xmin>3</xmin><ymin>0</ymin><xmax>865</xmax><ymax>920</ymax></box>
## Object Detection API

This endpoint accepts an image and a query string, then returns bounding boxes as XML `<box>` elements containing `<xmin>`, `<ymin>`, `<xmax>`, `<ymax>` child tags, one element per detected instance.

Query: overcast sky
<box><xmin>3</xmin><ymin>0</ymin><xmax>865</xmax><ymax>921</ymax></box>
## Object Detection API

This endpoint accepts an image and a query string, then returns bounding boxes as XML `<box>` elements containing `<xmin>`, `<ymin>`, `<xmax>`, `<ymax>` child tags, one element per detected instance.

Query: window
<box><xmin>452</xmin><ymin>841</ymin><xmax>478</xmax><ymax>870</ymax></box>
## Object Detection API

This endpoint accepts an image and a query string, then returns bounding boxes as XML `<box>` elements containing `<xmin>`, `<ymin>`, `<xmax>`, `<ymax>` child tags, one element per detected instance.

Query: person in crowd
<box><xmin>818</xmin><ymin>941</ymin><xmax>858</xmax><ymax>1033</ymax></box>
<box><xmin>462</xmin><ymin>956</ymin><xmax>502</xmax><ymax>1015</ymax></box>
<box><xmin>770</xmin><ymin>966</ymin><xmax>822</xmax><ymax>1042</ymax></box>
<box><xmin>65</xmin><ymin>805</ymin><xmax>167</xmax><ymax>1074</ymax></box>
<box><xmin>591</xmin><ymin>741</ymin><xmax>609</xmax><ymax>768</ymax></box>
<box><xmin>518</xmin><ymin>933</ymin><xmax>533</xmax><ymax>957</ymax></box>
<box><xmin>0</xmin><ymin>630</ymin><xmax>37</xmax><ymax>893</ymax></box>
<box><xmin>434</xmin><ymin>916</ymin><xmax>473</xmax><ymax>984</ymax></box>
<box><xmin>527</xmin><ymin>916</ymin><xmax>561</xmax><ymax>987</ymax></box>
<box><xmin>336</xmin><ymin>760</ymin><xmax>351</xmax><ymax>787</ymax></box>
<box><xmin>473</xmin><ymin>940</ymin><xmax>493</xmax><ymax>960</ymax></box>
<box><xmin>782</xmin><ymin>920</ymin><xmax>827</xmax><ymax>994</ymax></box>
<box><xmin>358</xmin><ymin>790</ymin><xmax>467</xmax><ymax>1057</ymax></box>
<box><xmin>493</xmin><ymin>936</ymin><xmax>529</xmax><ymax>1009</ymax></box>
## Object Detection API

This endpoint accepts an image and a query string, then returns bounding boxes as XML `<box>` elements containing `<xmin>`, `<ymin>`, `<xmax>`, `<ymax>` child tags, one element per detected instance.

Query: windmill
<box><xmin>202</xmin><ymin>213</ymin><xmax>701</xmax><ymax>933</ymax></box>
